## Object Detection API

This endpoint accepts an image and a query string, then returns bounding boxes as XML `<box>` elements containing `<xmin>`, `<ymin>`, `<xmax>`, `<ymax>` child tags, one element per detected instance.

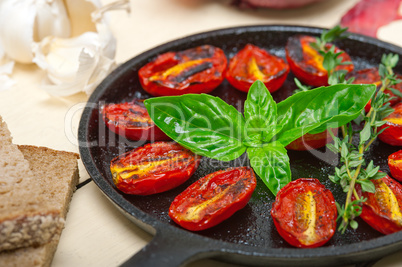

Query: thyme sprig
<box><xmin>294</xmin><ymin>25</ymin><xmax>352</xmax><ymax>93</ymax></box>
<box><xmin>292</xmin><ymin>25</ymin><xmax>401</xmax><ymax>233</ymax></box>
<box><xmin>327</xmin><ymin>53</ymin><xmax>399</xmax><ymax>233</ymax></box>
<box><xmin>310</xmin><ymin>25</ymin><xmax>349</xmax><ymax>52</ymax></box>
<box><xmin>322</xmin><ymin>45</ymin><xmax>354</xmax><ymax>86</ymax></box>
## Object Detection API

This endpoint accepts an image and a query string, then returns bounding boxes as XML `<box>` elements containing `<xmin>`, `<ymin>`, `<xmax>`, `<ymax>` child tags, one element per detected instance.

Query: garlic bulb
<box><xmin>0</xmin><ymin>0</ymin><xmax>71</xmax><ymax>64</ymax></box>
<box><xmin>32</xmin><ymin>0</ymin><xmax>118</xmax><ymax>96</ymax></box>
<box><xmin>0</xmin><ymin>0</ymin><xmax>130</xmax><ymax>96</ymax></box>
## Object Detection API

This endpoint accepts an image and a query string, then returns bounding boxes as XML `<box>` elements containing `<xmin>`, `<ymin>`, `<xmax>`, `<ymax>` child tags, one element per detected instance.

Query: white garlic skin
<box><xmin>0</xmin><ymin>0</ymin><xmax>71</xmax><ymax>63</ymax></box>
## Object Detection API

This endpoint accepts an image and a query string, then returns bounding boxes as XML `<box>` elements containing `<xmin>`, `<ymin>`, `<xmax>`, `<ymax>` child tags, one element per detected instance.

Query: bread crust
<box><xmin>0</xmin><ymin>117</ymin><xmax>66</xmax><ymax>251</ymax></box>
<box><xmin>0</xmin><ymin>145</ymin><xmax>80</xmax><ymax>266</ymax></box>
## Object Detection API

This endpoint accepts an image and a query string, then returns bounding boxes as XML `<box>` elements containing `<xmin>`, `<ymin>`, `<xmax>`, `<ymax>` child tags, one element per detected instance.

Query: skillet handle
<box><xmin>120</xmin><ymin>230</ymin><xmax>215</xmax><ymax>267</ymax></box>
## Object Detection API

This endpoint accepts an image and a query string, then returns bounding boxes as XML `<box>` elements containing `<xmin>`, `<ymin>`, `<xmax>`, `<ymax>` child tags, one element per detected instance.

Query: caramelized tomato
<box><xmin>102</xmin><ymin>99</ymin><xmax>169</xmax><ymax>141</ymax></box>
<box><xmin>286</xmin><ymin>128</ymin><xmax>337</xmax><ymax>151</ymax></box>
<box><xmin>271</xmin><ymin>178</ymin><xmax>337</xmax><ymax>248</ymax></box>
<box><xmin>347</xmin><ymin>68</ymin><xmax>402</xmax><ymax>112</ymax></box>
<box><xmin>138</xmin><ymin>45</ymin><xmax>227</xmax><ymax>96</ymax></box>
<box><xmin>388</xmin><ymin>150</ymin><xmax>402</xmax><ymax>182</ymax></box>
<box><xmin>225</xmin><ymin>44</ymin><xmax>289</xmax><ymax>92</ymax></box>
<box><xmin>110</xmin><ymin>142</ymin><xmax>200</xmax><ymax>195</ymax></box>
<box><xmin>356</xmin><ymin>174</ymin><xmax>402</xmax><ymax>234</ymax></box>
<box><xmin>379</xmin><ymin>102</ymin><xmax>402</xmax><ymax>146</ymax></box>
<box><xmin>285</xmin><ymin>35</ymin><xmax>354</xmax><ymax>87</ymax></box>
<box><xmin>169</xmin><ymin>167</ymin><xmax>256</xmax><ymax>231</ymax></box>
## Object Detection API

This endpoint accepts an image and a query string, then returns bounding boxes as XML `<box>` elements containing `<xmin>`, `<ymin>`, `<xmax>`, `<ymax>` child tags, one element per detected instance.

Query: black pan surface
<box><xmin>78</xmin><ymin>25</ymin><xmax>402</xmax><ymax>267</ymax></box>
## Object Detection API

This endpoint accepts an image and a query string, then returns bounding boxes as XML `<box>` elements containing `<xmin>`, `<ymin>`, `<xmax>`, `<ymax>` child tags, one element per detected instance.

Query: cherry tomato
<box><xmin>169</xmin><ymin>167</ymin><xmax>256</xmax><ymax>231</ymax></box>
<box><xmin>355</xmin><ymin>174</ymin><xmax>402</xmax><ymax>235</ymax></box>
<box><xmin>347</xmin><ymin>68</ymin><xmax>402</xmax><ymax>112</ymax></box>
<box><xmin>286</xmin><ymin>128</ymin><xmax>337</xmax><ymax>151</ymax></box>
<box><xmin>138</xmin><ymin>45</ymin><xmax>227</xmax><ymax>96</ymax></box>
<box><xmin>101</xmin><ymin>99</ymin><xmax>169</xmax><ymax>141</ymax></box>
<box><xmin>110</xmin><ymin>142</ymin><xmax>200</xmax><ymax>195</ymax></box>
<box><xmin>271</xmin><ymin>178</ymin><xmax>337</xmax><ymax>248</ymax></box>
<box><xmin>379</xmin><ymin>102</ymin><xmax>402</xmax><ymax>146</ymax></box>
<box><xmin>285</xmin><ymin>35</ymin><xmax>354</xmax><ymax>87</ymax></box>
<box><xmin>225</xmin><ymin>44</ymin><xmax>289</xmax><ymax>93</ymax></box>
<box><xmin>388</xmin><ymin>150</ymin><xmax>402</xmax><ymax>182</ymax></box>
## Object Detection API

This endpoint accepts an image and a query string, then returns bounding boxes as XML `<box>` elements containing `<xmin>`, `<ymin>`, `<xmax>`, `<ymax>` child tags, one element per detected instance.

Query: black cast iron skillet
<box><xmin>78</xmin><ymin>25</ymin><xmax>402</xmax><ymax>267</ymax></box>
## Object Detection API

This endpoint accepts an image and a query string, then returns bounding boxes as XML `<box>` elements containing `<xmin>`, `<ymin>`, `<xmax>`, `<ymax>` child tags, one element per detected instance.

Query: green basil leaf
<box><xmin>247</xmin><ymin>143</ymin><xmax>291</xmax><ymax>196</ymax></box>
<box><xmin>275</xmin><ymin>84</ymin><xmax>376</xmax><ymax>146</ymax></box>
<box><xmin>145</xmin><ymin>94</ymin><xmax>246</xmax><ymax>161</ymax></box>
<box><xmin>244</xmin><ymin>80</ymin><xmax>277</xmax><ymax>144</ymax></box>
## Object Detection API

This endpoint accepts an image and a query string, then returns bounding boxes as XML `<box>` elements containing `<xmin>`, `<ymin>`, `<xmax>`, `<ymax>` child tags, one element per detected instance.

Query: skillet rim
<box><xmin>78</xmin><ymin>24</ymin><xmax>402</xmax><ymax>264</ymax></box>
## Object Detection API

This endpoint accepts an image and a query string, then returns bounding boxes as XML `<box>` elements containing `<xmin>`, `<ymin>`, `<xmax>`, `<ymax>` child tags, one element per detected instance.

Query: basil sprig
<box><xmin>145</xmin><ymin>81</ymin><xmax>375</xmax><ymax>195</ymax></box>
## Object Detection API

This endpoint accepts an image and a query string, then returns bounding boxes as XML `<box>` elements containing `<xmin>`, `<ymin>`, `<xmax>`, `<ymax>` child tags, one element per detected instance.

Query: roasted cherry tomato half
<box><xmin>225</xmin><ymin>44</ymin><xmax>289</xmax><ymax>93</ymax></box>
<box><xmin>355</xmin><ymin>174</ymin><xmax>402</xmax><ymax>234</ymax></box>
<box><xmin>285</xmin><ymin>35</ymin><xmax>354</xmax><ymax>87</ymax></box>
<box><xmin>347</xmin><ymin>68</ymin><xmax>402</xmax><ymax>112</ymax></box>
<box><xmin>388</xmin><ymin>150</ymin><xmax>402</xmax><ymax>182</ymax></box>
<box><xmin>138</xmin><ymin>45</ymin><xmax>227</xmax><ymax>96</ymax></box>
<box><xmin>379</xmin><ymin>102</ymin><xmax>402</xmax><ymax>146</ymax></box>
<box><xmin>169</xmin><ymin>167</ymin><xmax>256</xmax><ymax>231</ymax></box>
<box><xmin>101</xmin><ymin>99</ymin><xmax>169</xmax><ymax>141</ymax></box>
<box><xmin>286</xmin><ymin>128</ymin><xmax>337</xmax><ymax>151</ymax></box>
<box><xmin>110</xmin><ymin>142</ymin><xmax>200</xmax><ymax>195</ymax></box>
<box><xmin>271</xmin><ymin>178</ymin><xmax>337</xmax><ymax>248</ymax></box>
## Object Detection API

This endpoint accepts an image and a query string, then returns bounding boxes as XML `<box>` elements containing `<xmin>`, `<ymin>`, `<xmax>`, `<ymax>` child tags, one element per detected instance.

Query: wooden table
<box><xmin>2</xmin><ymin>0</ymin><xmax>402</xmax><ymax>266</ymax></box>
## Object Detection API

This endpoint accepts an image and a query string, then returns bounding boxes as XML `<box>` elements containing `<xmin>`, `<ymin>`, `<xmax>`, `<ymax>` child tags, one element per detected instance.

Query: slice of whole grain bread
<box><xmin>0</xmin><ymin>145</ymin><xmax>79</xmax><ymax>266</ymax></box>
<box><xmin>0</xmin><ymin>117</ymin><xmax>64</xmax><ymax>251</ymax></box>
<box><xmin>0</xmin><ymin>115</ymin><xmax>80</xmax><ymax>253</ymax></box>
<box><xmin>0</xmin><ymin>241</ymin><xmax>58</xmax><ymax>267</ymax></box>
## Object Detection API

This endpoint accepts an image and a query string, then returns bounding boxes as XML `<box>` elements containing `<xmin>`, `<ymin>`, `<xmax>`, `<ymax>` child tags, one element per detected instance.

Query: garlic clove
<box><xmin>0</xmin><ymin>0</ymin><xmax>36</xmax><ymax>63</ymax></box>
<box><xmin>39</xmin><ymin>50</ymin><xmax>99</xmax><ymax>96</ymax></box>
<box><xmin>31</xmin><ymin>0</ymin><xmax>130</xmax><ymax>96</ymax></box>
<box><xmin>95</xmin><ymin>22</ymin><xmax>116</xmax><ymax>60</ymax></box>
<box><xmin>33</xmin><ymin>33</ymin><xmax>98</xmax><ymax>83</ymax></box>
<box><xmin>32</xmin><ymin>31</ymin><xmax>116</xmax><ymax>96</ymax></box>
<box><xmin>0</xmin><ymin>0</ymin><xmax>129</xmax><ymax>95</ymax></box>
<box><xmin>83</xmin><ymin>55</ymin><xmax>115</xmax><ymax>94</ymax></box>
<box><xmin>34</xmin><ymin>0</ymin><xmax>71</xmax><ymax>41</ymax></box>
<box><xmin>0</xmin><ymin>0</ymin><xmax>71</xmax><ymax>64</ymax></box>
<box><xmin>40</xmin><ymin>53</ymin><xmax>115</xmax><ymax>96</ymax></box>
